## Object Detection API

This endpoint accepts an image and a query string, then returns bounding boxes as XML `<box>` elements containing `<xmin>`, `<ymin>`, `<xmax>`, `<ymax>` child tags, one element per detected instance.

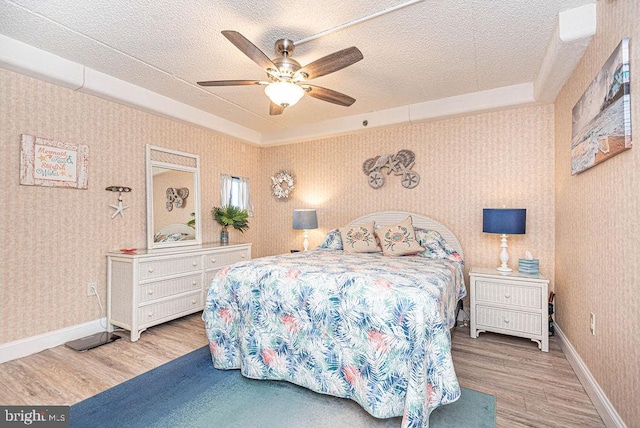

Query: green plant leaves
<box><xmin>212</xmin><ymin>205</ymin><xmax>250</xmax><ymax>233</ymax></box>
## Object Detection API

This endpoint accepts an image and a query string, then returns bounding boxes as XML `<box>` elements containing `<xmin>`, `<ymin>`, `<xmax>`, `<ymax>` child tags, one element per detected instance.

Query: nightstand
<box><xmin>470</xmin><ymin>267</ymin><xmax>549</xmax><ymax>352</ymax></box>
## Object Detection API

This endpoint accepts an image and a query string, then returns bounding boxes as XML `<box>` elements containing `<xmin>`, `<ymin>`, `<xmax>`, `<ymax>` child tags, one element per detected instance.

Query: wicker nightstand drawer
<box><xmin>474</xmin><ymin>279</ymin><xmax>542</xmax><ymax>310</ymax></box>
<box><xmin>475</xmin><ymin>305</ymin><xmax>542</xmax><ymax>335</ymax></box>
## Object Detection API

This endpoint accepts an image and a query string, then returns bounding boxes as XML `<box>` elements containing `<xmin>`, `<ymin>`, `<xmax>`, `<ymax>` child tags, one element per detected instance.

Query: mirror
<box><xmin>146</xmin><ymin>145</ymin><xmax>201</xmax><ymax>250</ymax></box>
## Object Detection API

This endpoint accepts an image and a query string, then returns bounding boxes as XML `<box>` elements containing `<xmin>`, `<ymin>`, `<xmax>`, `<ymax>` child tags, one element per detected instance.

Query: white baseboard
<box><xmin>555</xmin><ymin>325</ymin><xmax>627</xmax><ymax>428</ymax></box>
<box><xmin>0</xmin><ymin>318</ymin><xmax>109</xmax><ymax>364</ymax></box>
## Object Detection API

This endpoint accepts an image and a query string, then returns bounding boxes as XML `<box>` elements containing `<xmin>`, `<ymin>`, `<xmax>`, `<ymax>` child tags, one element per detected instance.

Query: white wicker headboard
<box><xmin>155</xmin><ymin>223</ymin><xmax>196</xmax><ymax>237</ymax></box>
<box><xmin>346</xmin><ymin>211</ymin><xmax>464</xmax><ymax>259</ymax></box>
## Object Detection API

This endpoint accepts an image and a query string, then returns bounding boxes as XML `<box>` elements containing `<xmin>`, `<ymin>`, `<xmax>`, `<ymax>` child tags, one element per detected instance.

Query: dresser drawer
<box><xmin>204</xmin><ymin>248</ymin><xmax>248</xmax><ymax>269</ymax></box>
<box><xmin>475</xmin><ymin>280</ymin><xmax>541</xmax><ymax>310</ymax></box>
<box><xmin>138</xmin><ymin>292</ymin><xmax>202</xmax><ymax>325</ymax></box>
<box><xmin>139</xmin><ymin>274</ymin><xmax>201</xmax><ymax>303</ymax></box>
<box><xmin>139</xmin><ymin>255</ymin><xmax>201</xmax><ymax>280</ymax></box>
<box><xmin>476</xmin><ymin>305</ymin><xmax>542</xmax><ymax>335</ymax></box>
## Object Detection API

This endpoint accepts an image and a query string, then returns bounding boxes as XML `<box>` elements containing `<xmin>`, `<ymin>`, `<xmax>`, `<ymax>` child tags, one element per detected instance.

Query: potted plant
<box><xmin>211</xmin><ymin>205</ymin><xmax>249</xmax><ymax>244</ymax></box>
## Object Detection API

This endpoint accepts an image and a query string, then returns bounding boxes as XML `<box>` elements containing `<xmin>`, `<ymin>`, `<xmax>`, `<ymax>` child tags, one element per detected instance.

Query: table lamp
<box><xmin>293</xmin><ymin>209</ymin><xmax>318</xmax><ymax>251</ymax></box>
<box><xmin>483</xmin><ymin>208</ymin><xmax>526</xmax><ymax>272</ymax></box>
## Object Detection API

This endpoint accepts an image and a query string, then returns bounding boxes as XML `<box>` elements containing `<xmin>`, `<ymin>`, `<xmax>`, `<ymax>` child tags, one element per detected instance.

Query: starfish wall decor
<box><xmin>106</xmin><ymin>186</ymin><xmax>131</xmax><ymax>219</ymax></box>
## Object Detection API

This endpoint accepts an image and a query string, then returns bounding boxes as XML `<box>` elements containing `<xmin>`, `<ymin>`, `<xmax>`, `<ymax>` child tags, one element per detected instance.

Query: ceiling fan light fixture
<box><xmin>265</xmin><ymin>81</ymin><xmax>305</xmax><ymax>108</ymax></box>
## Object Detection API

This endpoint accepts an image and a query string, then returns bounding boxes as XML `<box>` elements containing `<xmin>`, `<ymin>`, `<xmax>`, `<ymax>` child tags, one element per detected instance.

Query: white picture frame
<box><xmin>19</xmin><ymin>134</ymin><xmax>89</xmax><ymax>189</ymax></box>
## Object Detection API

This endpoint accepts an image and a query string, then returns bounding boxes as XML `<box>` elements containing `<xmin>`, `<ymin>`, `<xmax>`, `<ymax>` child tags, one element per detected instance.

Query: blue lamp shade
<box><xmin>293</xmin><ymin>209</ymin><xmax>318</xmax><ymax>230</ymax></box>
<box><xmin>483</xmin><ymin>209</ymin><xmax>526</xmax><ymax>235</ymax></box>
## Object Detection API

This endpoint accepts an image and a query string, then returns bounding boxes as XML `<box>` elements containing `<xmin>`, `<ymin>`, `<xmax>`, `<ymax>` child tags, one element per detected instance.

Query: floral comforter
<box><xmin>202</xmin><ymin>249</ymin><xmax>466</xmax><ymax>428</ymax></box>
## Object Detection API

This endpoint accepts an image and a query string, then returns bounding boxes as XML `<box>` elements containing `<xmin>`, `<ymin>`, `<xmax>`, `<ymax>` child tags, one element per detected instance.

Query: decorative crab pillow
<box><xmin>339</xmin><ymin>222</ymin><xmax>380</xmax><ymax>253</ymax></box>
<box><xmin>319</xmin><ymin>228</ymin><xmax>343</xmax><ymax>250</ymax></box>
<box><xmin>376</xmin><ymin>216</ymin><xmax>425</xmax><ymax>256</ymax></box>
<box><xmin>414</xmin><ymin>227</ymin><xmax>463</xmax><ymax>262</ymax></box>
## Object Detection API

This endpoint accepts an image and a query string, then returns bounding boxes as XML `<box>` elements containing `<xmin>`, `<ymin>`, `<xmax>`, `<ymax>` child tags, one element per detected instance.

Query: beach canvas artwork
<box><xmin>571</xmin><ymin>38</ymin><xmax>632</xmax><ymax>175</ymax></box>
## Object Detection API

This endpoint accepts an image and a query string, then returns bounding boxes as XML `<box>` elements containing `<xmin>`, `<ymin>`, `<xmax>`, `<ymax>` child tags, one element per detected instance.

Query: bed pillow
<box><xmin>376</xmin><ymin>216</ymin><xmax>425</xmax><ymax>256</ymax></box>
<box><xmin>339</xmin><ymin>222</ymin><xmax>380</xmax><ymax>253</ymax></box>
<box><xmin>319</xmin><ymin>228</ymin><xmax>343</xmax><ymax>250</ymax></box>
<box><xmin>414</xmin><ymin>227</ymin><xmax>463</xmax><ymax>262</ymax></box>
<box><xmin>154</xmin><ymin>232</ymin><xmax>190</xmax><ymax>243</ymax></box>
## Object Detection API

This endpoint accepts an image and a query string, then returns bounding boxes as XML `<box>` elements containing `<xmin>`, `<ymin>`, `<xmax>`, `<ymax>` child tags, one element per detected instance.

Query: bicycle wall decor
<box><xmin>362</xmin><ymin>149</ymin><xmax>420</xmax><ymax>189</ymax></box>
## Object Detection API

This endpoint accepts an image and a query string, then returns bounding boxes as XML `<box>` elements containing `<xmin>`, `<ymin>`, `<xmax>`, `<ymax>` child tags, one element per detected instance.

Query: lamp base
<box><xmin>496</xmin><ymin>233</ymin><xmax>512</xmax><ymax>273</ymax></box>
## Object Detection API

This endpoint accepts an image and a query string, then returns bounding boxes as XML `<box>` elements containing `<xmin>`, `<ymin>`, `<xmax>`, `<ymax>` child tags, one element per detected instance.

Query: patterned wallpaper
<box><xmin>257</xmin><ymin>105</ymin><xmax>557</xmax><ymax>294</ymax></box>
<box><xmin>0</xmin><ymin>69</ymin><xmax>260</xmax><ymax>343</ymax></box>
<box><xmin>554</xmin><ymin>1</ymin><xmax>639</xmax><ymax>424</ymax></box>
<box><xmin>1</xmin><ymin>67</ymin><xmax>556</xmax><ymax>346</ymax></box>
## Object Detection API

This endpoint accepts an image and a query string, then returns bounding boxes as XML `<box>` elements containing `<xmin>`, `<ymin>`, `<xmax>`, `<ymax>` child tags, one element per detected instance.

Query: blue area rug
<box><xmin>71</xmin><ymin>346</ymin><xmax>495</xmax><ymax>427</ymax></box>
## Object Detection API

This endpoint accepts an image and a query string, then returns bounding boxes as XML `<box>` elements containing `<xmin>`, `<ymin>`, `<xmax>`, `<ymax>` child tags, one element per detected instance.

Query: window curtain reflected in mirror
<box><xmin>220</xmin><ymin>174</ymin><xmax>254</xmax><ymax>216</ymax></box>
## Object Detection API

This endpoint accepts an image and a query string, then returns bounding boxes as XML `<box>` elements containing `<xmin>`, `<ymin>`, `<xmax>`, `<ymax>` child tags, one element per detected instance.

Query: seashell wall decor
<box><xmin>271</xmin><ymin>170</ymin><xmax>295</xmax><ymax>199</ymax></box>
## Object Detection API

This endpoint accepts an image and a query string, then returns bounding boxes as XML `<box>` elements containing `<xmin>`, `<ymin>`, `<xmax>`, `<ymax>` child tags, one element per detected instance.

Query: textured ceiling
<box><xmin>0</xmin><ymin>0</ymin><xmax>595</xmax><ymax>139</ymax></box>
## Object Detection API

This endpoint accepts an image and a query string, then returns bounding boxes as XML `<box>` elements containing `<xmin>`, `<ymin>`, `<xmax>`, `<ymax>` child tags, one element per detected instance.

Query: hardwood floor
<box><xmin>451</xmin><ymin>326</ymin><xmax>604</xmax><ymax>427</ymax></box>
<box><xmin>0</xmin><ymin>314</ymin><xmax>604</xmax><ymax>427</ymax></box>
<box><xmin>0</xmin><ymin>316</ymin><xmax>208</xmax><ymax>407</ymax></box>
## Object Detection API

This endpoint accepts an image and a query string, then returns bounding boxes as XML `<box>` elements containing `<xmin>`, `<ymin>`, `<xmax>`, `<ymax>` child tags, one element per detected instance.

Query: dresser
<box><xmin>470</xmin><ymin>267</ymin><xmax>549</xmax><ymax>352</ymax></box>
<box><xmin>107</xmin><ymin>243</ymin><xmax>251</xmax><ymax>341</ymax></box>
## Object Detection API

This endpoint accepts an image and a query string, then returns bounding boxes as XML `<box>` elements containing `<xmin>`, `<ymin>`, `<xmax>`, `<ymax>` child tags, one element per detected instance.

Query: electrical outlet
<box><xmin>590</xmin><ymin>312</ymin><xmax>596</xmax><ymax>335</ymax></box>
<box><xmin>87</xmin><ymin>281</ymin><xmax>97</xmax><ymax>297</ymax></box>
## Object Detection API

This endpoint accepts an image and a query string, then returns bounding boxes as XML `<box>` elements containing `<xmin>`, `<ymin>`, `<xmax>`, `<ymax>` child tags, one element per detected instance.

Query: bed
<box><xmin>202</xmin><ymin>211</ymin><xmax>466</xmax><ymax>428</ymax></box>
<box><xmin>153</xmin><ymin>223</ymin><xmax>195</xmax><ymax>242</ymax></box>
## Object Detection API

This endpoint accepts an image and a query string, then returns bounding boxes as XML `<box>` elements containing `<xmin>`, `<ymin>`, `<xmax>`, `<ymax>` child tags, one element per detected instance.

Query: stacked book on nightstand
<box><xmin>518</xmin><ymin>258</ymin><xmax>539</xmax><ymax>275</ymax></box>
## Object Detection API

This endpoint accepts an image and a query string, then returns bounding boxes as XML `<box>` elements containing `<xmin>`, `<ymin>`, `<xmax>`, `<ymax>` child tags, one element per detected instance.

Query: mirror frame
<box><xmin>146</xmin><ymin>144</ymin><xmax>202</xmax><ymax>250</ymax></box>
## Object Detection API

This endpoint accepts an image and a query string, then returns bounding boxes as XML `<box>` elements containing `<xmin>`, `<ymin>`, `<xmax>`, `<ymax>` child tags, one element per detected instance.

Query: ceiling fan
<box><xmin>197</xmin><ymin>31</ymin><xmax>363</xmax><ymax>115</ymax></box>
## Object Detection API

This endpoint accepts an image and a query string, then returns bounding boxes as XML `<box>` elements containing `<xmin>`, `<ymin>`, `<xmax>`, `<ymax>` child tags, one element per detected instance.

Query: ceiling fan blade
<box><xmin>297</xmin><ymin>47</ymin><xmax>363</xmax><ymax>80</ymax></box>
<box><xmin>269</xmin><ymin>102</ymin><xmax>285</xmax><ymax>115</ymax></box>
<box><xmin>222</xmin><ymin>30</ymin><xmax>278</xmax><ymax>73</ymax></box>
<box><xmin>197</xmin><ymin>80</ymin><xmax>267</xmax><ymax>86</ymax></box>
<box><xmin>304</xmin><ymin>85</ymin><xmax>355</xmax><ymax>107</ymax></box>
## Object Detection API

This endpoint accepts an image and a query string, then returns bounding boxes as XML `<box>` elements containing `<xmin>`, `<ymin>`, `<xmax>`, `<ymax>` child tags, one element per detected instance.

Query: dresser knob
<box><xmin>192</xmin><ymin>261</ymin><xmax>198</xmax><ymax>267</ymax></box>
<box><xmin>192</xmin><ymin>281</ymin><xmax>197</xmax><ymax>285</ymax></box>
<box><xmin>211</xmin><ymin>258</ymin><xmax>216</xmax><ymax>263</ymax></box>
<box><xmin>148</xmin><ymin>289</ymin><xmax>154</xmax><ymax>295</ymax></box>
<box><xmin>148</xmin><ymin>267</ymin><xmax>154</xmax><ymax>273</ymax></box>
<box><xmin>191</xmin><ymin>299</ymin><xmax>197</xmax><ymax>304</ymax></box>
<box><xmin>504</xmin><ymin>317</ymin><xmax>510</xmax><ymax>323</ymax></box>
<box><xmin>505</xmin><ymin>293</ymin><xmax>511</xmax><ymax>299</ymax></box>
<box><xmin>148</xmin><ymin>312</ymin><xmax>153</xmax><ymax>317</ymax></box>
<box><xmin>241</xmin><ymin>254</ymin><xmax>246</xmax><ymax>258</ymax></box>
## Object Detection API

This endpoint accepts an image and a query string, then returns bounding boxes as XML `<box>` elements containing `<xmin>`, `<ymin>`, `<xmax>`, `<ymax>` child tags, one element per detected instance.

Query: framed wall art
<box><xmin>20</xmin><ymin>134</ymin><xmax>89</xmax><ymax>189</ymax></box>
<box><xmin>571</xmin><ymin>38</ymin><xmax>632</xmax><ymax>175</ymax></box>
